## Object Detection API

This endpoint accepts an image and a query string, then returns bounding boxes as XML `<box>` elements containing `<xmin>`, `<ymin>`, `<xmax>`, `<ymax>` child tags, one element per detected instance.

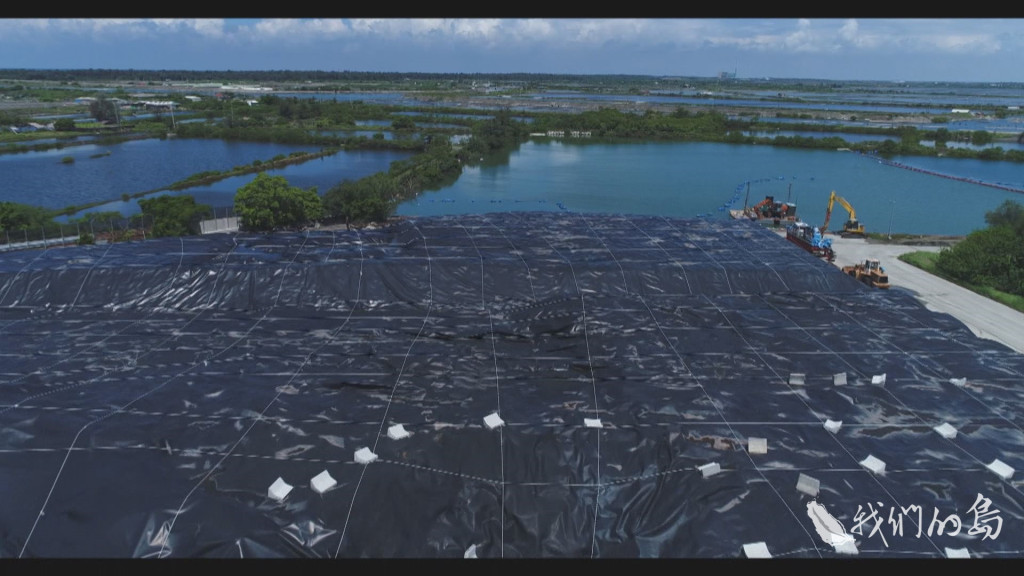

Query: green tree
<box><xmin>0</xmin><ymin>201</ymin><xmax>55</xmax><ymax>232</ymax></box>
<box><xmin>971</xmin><ymin>130</ymin><xmax>994</xmax><ymax>146</ymax></box>
<box><xmin>985</xmin><ymin>200</ymin><xmax>1024</xmax><ymax>236</ymax></box>
<box><xmin>876</xmin><ymin>140</ymin><xmax>899</xmax><ymax>157</ymax></box>
<box><xmin>935</xmin><ymin>201</ymin><xmax>1024</xmax><ymax>297</ymax></box>
<box><xmin>53</xmin><ymin>118</ymin><xmax>76</xmax><ymax>132</ymax></box>
<box><xmin>89</xmin><ymin>97</ymin><xmax>119</xmax><ymax>124</ymax></box>
<box><xmin>391</xmin><ymin>116</ymin><xmax>416</xmax><ymax>131</ymax></box>
<box><xmin>73</xmin><ymin>210</ymin><xmax>126</xmax><ymax>224</ymax></box>
<box><xmin>234</xmin><ymin>173</ymin><xmax>323</xmax><ymax>232</ymax></box>
<box><xmin>138</xmin><ymin>195</ymin><xmax>211</xmax><ymax>237</ymax></box>
<box><xmin>936</xmin><ymin>226</ymin><xmax>1021</xmax><ymax>294</ymax></box>
<box><xmin>323</xmin><ymin>173</ymin><xmax>396</xmax><ymax>229</ymax></box>
<box><xmin>898</xmin><ymin>127</ymin><xmax>920</xmax><ymax>145</ymax></box>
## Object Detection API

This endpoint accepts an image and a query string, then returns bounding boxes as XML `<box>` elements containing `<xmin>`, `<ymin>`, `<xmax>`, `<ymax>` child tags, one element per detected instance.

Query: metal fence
<box><xmin>0</xmin><ymin>206</ymin><xmax>238</xmax><ymax>252</ymax></box>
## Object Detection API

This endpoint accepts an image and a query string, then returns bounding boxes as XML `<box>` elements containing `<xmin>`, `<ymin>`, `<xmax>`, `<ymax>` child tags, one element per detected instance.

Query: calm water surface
<box><xmin>397</xmin><ymin>140</ymin><xmax>1024</xmax><ymax>236</ymax></box>
<box><xmin>1</xmin><ymin>138</ymin><xmax>413</xmax><ymax>218</ymax></box>
<box><xmin>3</xmin><ymin>135</ymin><xmax>1022</xmax><ymax>236</ymax></box>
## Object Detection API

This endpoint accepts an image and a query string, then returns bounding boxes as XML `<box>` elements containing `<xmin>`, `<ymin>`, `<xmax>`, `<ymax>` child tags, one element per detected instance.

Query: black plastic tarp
<box><xmin>0</xmin><ymin>212</ymin><xmax>1021</xmax><ymax>558</ymax></box>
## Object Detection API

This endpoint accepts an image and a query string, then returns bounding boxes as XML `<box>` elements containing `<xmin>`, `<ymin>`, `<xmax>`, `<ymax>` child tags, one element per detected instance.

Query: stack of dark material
<box><xmin>0</xmin><ymin>212</ymin><xmax>1020</xmax><ymax>558</ymax></box>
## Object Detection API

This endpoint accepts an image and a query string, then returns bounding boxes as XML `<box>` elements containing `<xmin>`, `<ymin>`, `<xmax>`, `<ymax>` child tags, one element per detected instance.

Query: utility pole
<box><xmin>888</xmin><ymin>200</ymin><xmax>895</xmax><ymax>239</ymax></box>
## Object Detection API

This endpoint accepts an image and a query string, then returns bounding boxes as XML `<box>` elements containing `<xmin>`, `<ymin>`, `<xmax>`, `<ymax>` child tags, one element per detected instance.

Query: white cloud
<box><xmin>780</xmin><ymin>19</ymin><xmax>834</xmax><ymax>53</ymax></box>
<box><xmin>506</xmin><ymin>18</ymin><xmax>557</xmax><ymax>40</ymax></box>
<box><xmin>247</xmin><ymin>18</ymin><xmax>310</xmax><ymax>37</ymax></box>
<box><xmin>231</xmin><ymin>18</ymin><xmax>353</xmax><ymax>45</ymax></box>
<box><xmin>926</xmin><ymin>34</ymin><xmax>1001</xmax><ymax>54</ymax></box>
<box><xmin>838</xmin><ymin>19</ymin><xmax>859</xmax><ymax>42</ymax></box>
<box><xmin>450</xmin><ymin>19</ymin><xmax>503</xmax><ymax>41</ymax></box>
<box><xmin>0</xmin><ymin>18</ymin><xmax>1021</xmax><ymax>81</ymax></box>
<box><xmin>0</xmin><ymin>18</ymin><xmax>230</xmax><ymax>42</ymax></box>
<box><xmin>0</xmin><ymin>18</ymin><xmax>50</xmax><ymax>36</ymax></box>
<box><xmin>405</xmin><ymin>19</ymin><xmax>449</xmax><ymax>36</ymax></box>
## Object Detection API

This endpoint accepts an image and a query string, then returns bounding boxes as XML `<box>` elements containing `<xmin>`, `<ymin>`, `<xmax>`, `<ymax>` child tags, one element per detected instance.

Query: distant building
<box><xmin>9</xmin><ymin>122</ymin><xmax>54</xmax><ymax>133</ymax></box>
<box><xmin>142</xmin><ymin>101</ymin><xmax>177</xmax><ymax>110</ymax></box>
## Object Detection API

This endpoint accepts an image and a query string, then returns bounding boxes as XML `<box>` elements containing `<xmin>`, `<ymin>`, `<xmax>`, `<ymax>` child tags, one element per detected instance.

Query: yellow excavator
<box><xmin>822</xmin><ymin>191</ymin><xmax>866</xmax><ymax>237</ymax></box>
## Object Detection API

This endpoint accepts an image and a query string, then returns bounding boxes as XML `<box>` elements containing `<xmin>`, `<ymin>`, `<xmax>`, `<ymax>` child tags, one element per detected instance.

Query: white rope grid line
<box><xmin>13</xmin><ymin>231</ymin><xmax>308</xmax><ymax>557</ymax></box>
<box><xmin>0</xmin><ymin>237</ymin><xmax>192</xmax><ymax>393</ymax></box>
<box><xmin>659</xmin><ymin>216</ymin><xmax>736</xmax><ymax>295</ymax></box>
<box><xmin>480</xmin><ymin>214</ymin><xmax>537</xmax><ymax>302</ymax></box>
<box><xmin>623</xmin><ymin>219</ymin><xmax>693</xmax><ymax>296</ymax></box>
<box><xmin>503</xmin><ymin>213</ymin><xmax>814</xmax><ymax>554</ymax></box>
<box><xmin>458</xmin><ymin>220</ymin><xmax>506</xmax><ymax>557</ymax></box>
<box><xmin>536</xmin><ymin>225</ymin><xmax>603</xmax><ymax>558</ymax></box>
<box><xmin>334</xmin><ymin>221</ymin><xmax>432</xmax><ymax>559</ymax></box>
<box><xmin>8</xmin><ymin>216</ymin><xmax>1022</xmax><ymax>557</ymax></box>
<box><xmin>745</xmin><ymin>294</ymin><xmax>945</xmax><ymax>554</ymax></box>
<box><xmin>68</xmin><ymin>240</ymin><xmax>117</xmax><ymax>309</ymax></box>
<box><xmin>575</xmin><ymin>213</ymin><xmax>629</xmax><ymax>297</ymax></box>
<box><xmin>203</xmin><ymin>234</ymin><xmax>241</xmax><ymax>309</ymax></box>
<box><xmin>159</xmin><ymin>230</ymin><xmax>367</xmax><ymax>558</ymax></box>
<box><xmin>1</xmin><ymin>238</ymin><xmax>201</xmax><ymax>414</ymax></box>
<box><xmin>0</xmin><ymin>242</ymin><xmax>50</xmax><ymax>307</ymax></box>
<box><xmin>635</xmin><ymin>293</ymin><xmax>826</xmax><ymax>558</ymax></box>
<box><xmin>17</xmin><ymin>235</ymin><xmax>245</xmax><ymax>557</ymax></box>
<box><xmin>529</xmin><ymin>215</ymin><xmax>1021</xmax><ymax>553</ymax></box>
<box><xmin>803</xmin><ymin>292</ymin><xmax>1024</xmax><ymax>503</ymax></box>
<box><xmin>600</xmin><ymin>215</ymin><xmax>824</xmax><ymax>556</ymax></box>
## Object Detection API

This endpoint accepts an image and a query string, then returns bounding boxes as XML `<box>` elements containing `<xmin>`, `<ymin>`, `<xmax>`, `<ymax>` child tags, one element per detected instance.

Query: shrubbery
<box><xmin>234</xmin><ymin>173</ymin><xmax>322</xmax><ymax>232</ymax></box>
<box><xmin>936</xmin><ymin>200</ymin><xmax>1024</xmax><ymax>296</ymax></box>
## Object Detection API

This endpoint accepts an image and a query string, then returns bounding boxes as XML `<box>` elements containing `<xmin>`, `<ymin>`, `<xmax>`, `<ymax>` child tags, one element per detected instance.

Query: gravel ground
<box><xmin>827</xmin><ymin>233</ymin><xmax>1024</xmax><ymax>354</ymax></box>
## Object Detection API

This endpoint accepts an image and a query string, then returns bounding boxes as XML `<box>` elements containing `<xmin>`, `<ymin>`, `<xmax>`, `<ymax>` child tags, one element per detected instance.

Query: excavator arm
<box><xmin>835</xmin><ymin>194</ymin><xmax>856</xmax><ymax>223</ymax></box>
<box><xmin>822</xmin><ymin>191</ymin><xmax>864</xmax><ymax>236</ymax></box>
<box><xmin>823</xmin><ymin>192</ymin><xmax>836</xmax><ymax>232</ymax></box>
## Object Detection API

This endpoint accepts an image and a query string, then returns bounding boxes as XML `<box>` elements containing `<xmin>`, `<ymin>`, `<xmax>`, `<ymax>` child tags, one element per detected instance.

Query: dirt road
<box><xmin>826</xmin><ymin>234</ymin><xmax>1024</xmax><ymax>354</ymax></box>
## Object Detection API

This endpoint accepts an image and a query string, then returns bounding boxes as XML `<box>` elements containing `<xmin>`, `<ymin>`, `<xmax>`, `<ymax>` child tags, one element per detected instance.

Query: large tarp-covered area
<box><xmin>0</xmin><ymin>212</ymin><xmax>1022</xmax><ymax>558</ymax></box>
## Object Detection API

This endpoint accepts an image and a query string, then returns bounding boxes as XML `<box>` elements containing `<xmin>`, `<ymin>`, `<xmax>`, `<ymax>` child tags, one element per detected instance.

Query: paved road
<box><xmin>826</xmin><ymin>234</ymin><xmax>1024</xmax><ymax>355</ymax></box>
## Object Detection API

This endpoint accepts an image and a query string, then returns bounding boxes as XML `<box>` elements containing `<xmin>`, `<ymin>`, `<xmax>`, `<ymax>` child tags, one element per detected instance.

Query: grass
<box><xmin>897</xmin><ymin>251</ymin><xmax>940</xmax><ymax>272</ymax></box>
<box><xmin>898</xmin><ymin>251</ymin><xmax>1024</xmax><ymax>314</ymax></box>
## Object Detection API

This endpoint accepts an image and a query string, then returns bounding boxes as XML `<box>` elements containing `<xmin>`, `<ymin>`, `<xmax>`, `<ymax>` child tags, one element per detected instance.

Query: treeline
<box><xmin>935</xmin><ymin>200</ymin><xmax>1024</xmax><ymax>298</ymax></box>
<box><xmin>0</xmin><ymin>68</ymin><xmax>689</xmax><ymax>87</ymax></box>
<box><xmin>7</xmin><ymin>69</ymin><xmax>1020</xmax><ymax>94</ymax></box>
<box><xmin>529</xmin><ymin>107</ymin><xmax>739</xmax><ymax>140</ymax></box>
<box><xmin>233</xmin><ymin>111</ymin><xmax>522</xmax><ymax>231</ymax></box>
<box><xmin>172</xmin><ymin>122</ymin><xmax>422</xmax><ymax>150</ymax></box>
<box><xmin>523</xmin><ymin>107</ymin><xmax>1024</xmax><ymax>162</ymax></box>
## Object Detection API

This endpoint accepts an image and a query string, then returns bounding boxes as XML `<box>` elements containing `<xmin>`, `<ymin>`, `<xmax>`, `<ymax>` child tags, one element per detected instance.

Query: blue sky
<box><xmin>2</xmin><ymin>18</ymin><xmax>1023</xmax><ymax>83</ymax></box>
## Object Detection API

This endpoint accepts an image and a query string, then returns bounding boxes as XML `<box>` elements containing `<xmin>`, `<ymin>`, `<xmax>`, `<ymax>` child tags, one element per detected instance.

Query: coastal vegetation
<box><xmin>900</xmin><ymin>199</ymin><xmax>1024</xmax><ymax>312</ymax></box>
<box><xmin>2</xmin><ymin>71</ymin><xmax>1022</xmax><ymax>252</ymax></box>
<box><xmin>320</xmin><ymin>110</ymin><xmax>516</xmax><ymax>229</ymax></box>
<box><xmin>934</xmin><ymin>200</ymin><xmax>1024</xmax><ymax>295</ymax></box>
<box><xmin>0</xmin><ymin>201</ymin><xmax>56</xmax><ymax>232</ymax></box>
<box><xmin>139</xmin><ymin>194</ymin><xmax>212</xmax><ymax>237</ymax></box>
<box><xmin>234</xmin><ymin>173</ymin><xmax>322</xmax><ymax>232</ymax></box>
